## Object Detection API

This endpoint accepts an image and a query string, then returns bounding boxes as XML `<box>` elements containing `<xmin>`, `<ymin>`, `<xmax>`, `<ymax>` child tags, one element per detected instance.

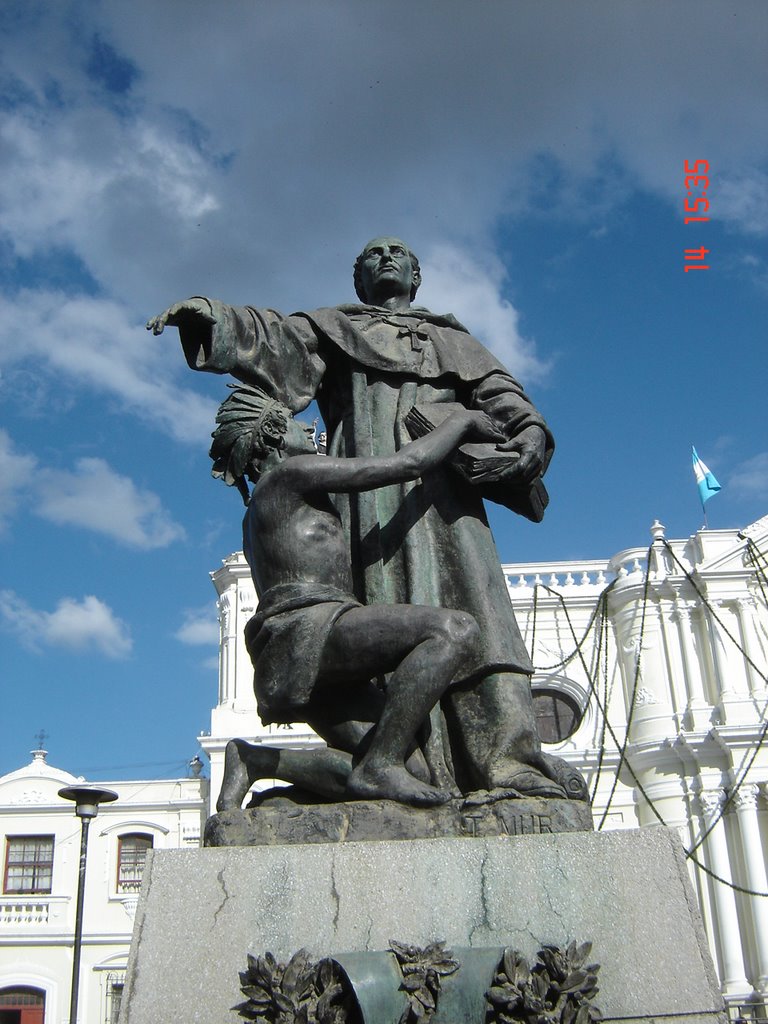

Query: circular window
<box><xmin>532</xmin><ymin>689</ymin><xmax>582</xmax><ymax>744</ymax></box>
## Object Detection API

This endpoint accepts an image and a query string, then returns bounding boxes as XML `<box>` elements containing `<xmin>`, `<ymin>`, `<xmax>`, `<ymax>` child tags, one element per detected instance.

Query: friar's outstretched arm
<box><xmin>147</xmin><ymin>297</ymin><xmax>325</xmax><ymax>413</ymax></box>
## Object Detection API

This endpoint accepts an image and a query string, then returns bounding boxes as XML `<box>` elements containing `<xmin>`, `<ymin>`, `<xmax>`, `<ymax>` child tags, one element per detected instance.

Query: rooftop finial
<box><xmin>31</xmin><ymin>729</ymin><xmax>49</xmax><ymax>762</ymax></box>
<box><xmin>650</xmin><ymin>520</ymin><xmax>666</xmax><ymax>543</ymax></box>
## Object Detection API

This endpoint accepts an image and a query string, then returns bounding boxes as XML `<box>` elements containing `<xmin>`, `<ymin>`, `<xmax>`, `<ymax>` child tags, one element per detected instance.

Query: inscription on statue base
<box><xmin>460</xmin><ymin>809</ymin><xmax>557</xmax><ymax>836</ymax></box>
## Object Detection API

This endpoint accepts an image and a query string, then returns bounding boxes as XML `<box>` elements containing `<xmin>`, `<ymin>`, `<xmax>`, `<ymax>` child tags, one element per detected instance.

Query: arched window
<box><xmin>0</xmin><ymin>986</ymin><xmax>45</xmax><ymax>1024</ymax></box>
<box><xmin>116</xmin><ymin>833</ymin><xmax>153</xmax><ymax>894</ymax></box>
<box><xmin>532</xmin><ymin>689</ymin><xmax>583</xmax><ymax>744</ymax></box>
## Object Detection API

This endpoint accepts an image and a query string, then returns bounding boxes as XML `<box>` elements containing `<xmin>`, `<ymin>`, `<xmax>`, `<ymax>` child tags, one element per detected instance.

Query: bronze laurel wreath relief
<box><xmin>486</xmin><ymin>942</ymin><xmax>602</xmax><ymax>1024</ymax></box>
<box><xmin>389</xmin><ymin>939</ymin><xmax>461</xmax><ymax>1024</ymax></box>
<box><xmin>234</xmin><ymin>940</ymin><xmax>600</xmax><ymax>1024</ymax></box>
<box><xmin>234</xmin><ymin>949</ymin><xmax>358</xmax><ymax>1024</ymax></box>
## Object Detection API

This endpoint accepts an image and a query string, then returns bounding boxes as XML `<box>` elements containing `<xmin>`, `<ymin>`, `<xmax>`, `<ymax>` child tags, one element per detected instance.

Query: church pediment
<box><xmin>692</xmin><ymin>515</ymin><xmax>768</xmax><ymax>577</ymax></box>
<box><xmin>0</xmin><ymin>753</ymin><xmax>83</xmax><ymax>806</ymax></box>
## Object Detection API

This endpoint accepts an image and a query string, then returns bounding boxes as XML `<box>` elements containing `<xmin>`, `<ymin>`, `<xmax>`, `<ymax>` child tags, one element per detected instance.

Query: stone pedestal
<box><xmin>121</xmin><ymin>828</ymin><xmax>725</xmax><ymax>1024</ymax></box>
<box><xmin>205</xmin><ymin>793</ymin><xmax>593</xmax><ymax>846</ymax></box>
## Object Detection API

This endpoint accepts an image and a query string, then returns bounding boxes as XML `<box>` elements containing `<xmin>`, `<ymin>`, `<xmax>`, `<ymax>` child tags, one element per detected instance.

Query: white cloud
<box><xmin>729</xmin><ymin>453</ymin><xmax>768</xmax><ymax>501</ymax></box>
<box><xmin>0</xmin><ymin>590</ymin><xmax>132</xmax><ymax>658</ymax></box>
<box><xmin>0</xmin><ymin>430</ymin><xmax>36</xmax><ymax>533</ymax></box>
<box><xmin>33</xmin><ymin>457</ymin><xmax>185</xmax><ymax>549</ymax></box>
<box><xmin>0</xmin><ymin>291</ymin><xmax>218</xmax><ymax>444</ymax></box>
<box><xmin>717</xmin><ymin>172</ymin><xmax>768</xmax><ymax>236</ymax></box>
<box><xmin>0</xmin><ymin>90</ymin><xmax>219</xmax><ymax>267</ymax></box>
<box><xmin>1</xmin><ymin>1</ymin><xmax>765</xmax><ymax>327</ymax></box>
<box><xmin>0</xmin><ymin>430</ymin><xmax>185</xmax><ymax>549</ymax></box>
<box><xmin>419</xmin><ymin>244</ymin><xmax>550</xmax><ymax>383</ymax></box>
<box><xmin>175</xmin><ymin>607</ymin><xmax>219</xmax><ymax>646</ymax></box>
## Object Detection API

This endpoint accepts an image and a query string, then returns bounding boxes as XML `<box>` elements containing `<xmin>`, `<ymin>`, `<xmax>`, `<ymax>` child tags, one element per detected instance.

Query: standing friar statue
<box><xmin>148</xmin><ymin>237</ymin><xmax>589</xmax><ymax>813</ymax></box>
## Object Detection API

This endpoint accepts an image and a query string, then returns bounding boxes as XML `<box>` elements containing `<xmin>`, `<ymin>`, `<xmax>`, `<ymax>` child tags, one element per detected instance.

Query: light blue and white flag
<box><xmin>692</xmin><ymin>446</ymin><xmax>721</xmax><ymax>508</ymax></box>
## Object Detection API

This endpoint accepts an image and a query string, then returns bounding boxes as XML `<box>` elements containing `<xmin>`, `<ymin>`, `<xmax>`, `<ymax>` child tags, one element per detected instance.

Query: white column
<box><xmin>736</xmin><ymin>597</ymin><xmax>768</xmax><ymax>697</ymax></box>
<box><xmin>659</xmin><ymin>597</ymin><xmax>686</xmax><ymax>718</ymax></box>
<box><xmin>711</xmin><ymin>599</ymin><xmax>762</xmax><ymax>724</ymax></box>
<box><xmin>217</xmin><ymin>588</ymin><xmax>236</xmax><ymax>705</ymax></box>
<box><xmin>731</xmin><ymin>784</ymin><xmax>768</xmax><ymax>990</ymax></box>
<box><xmin>708</xmin><ymin>603</ymin><xmax>734</xmax><ymax>698</ymax></box>
<box><xmin>237</xmin><ymin>578</ymin><xmax>258</xmax><ymax>701</ymax></box>
<box><xmin>674</xmin><ymin>600</ymin><xmax>710</xmax><ymax>729</ymax></box>
<box><xmin>698</xmin><ymin>788</ymin><xmax>751</xmax><ymax>994</ymax></box>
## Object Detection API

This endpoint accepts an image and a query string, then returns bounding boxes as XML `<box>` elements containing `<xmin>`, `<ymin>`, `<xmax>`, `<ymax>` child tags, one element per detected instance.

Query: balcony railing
<box><xmin>116</xmin><ymin>878</ymin><xmax>143</xmax><ymax>894</ymax></box>
<box><xmin>727</xmin><ymin>1003</ymin><xmax>768</xmax><ymax>1023</ymax></box>
<box><xmin>0</xmin><ymin>895</ymin><xmax>69</xmax><ymax>926</ymax></box>
<box><xmin>503</xmin><ymin>560</ymin><xmax>612</xmax><ymax>593</ymax></box>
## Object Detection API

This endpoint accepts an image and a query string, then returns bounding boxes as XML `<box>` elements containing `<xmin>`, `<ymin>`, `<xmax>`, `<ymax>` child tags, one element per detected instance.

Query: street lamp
<box><xmin>59</xmin><ymin>786</ymin><xmax>118</xmax><ymax>1024</ymax></box>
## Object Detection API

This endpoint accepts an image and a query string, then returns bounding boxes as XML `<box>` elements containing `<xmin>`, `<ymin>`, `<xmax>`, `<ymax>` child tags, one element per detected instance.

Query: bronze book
<box><xmin>405</xmin><ymin>402</ymin><xmax>549</xmax><ymax>522</ymax></box>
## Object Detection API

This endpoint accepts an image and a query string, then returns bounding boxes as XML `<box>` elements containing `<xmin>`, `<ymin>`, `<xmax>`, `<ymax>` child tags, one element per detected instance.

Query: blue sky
<box><xmin>1</xmin><ymin>1</ymin><xmax>766</xmax><ymax>781</ymax></box>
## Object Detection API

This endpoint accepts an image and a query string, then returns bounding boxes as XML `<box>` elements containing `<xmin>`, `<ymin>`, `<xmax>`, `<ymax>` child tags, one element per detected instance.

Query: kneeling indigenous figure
<box><xmin>211</xmin><ymin>384</ymin><xmax>509</xmax><ymax>809</ymax></box>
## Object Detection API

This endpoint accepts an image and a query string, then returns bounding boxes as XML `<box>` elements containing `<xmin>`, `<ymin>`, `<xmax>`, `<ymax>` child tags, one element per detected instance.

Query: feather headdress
<box><xmin>209</xmin><ymin>384</ymin><xmax>290</xmax><ymax>502</ymax></box>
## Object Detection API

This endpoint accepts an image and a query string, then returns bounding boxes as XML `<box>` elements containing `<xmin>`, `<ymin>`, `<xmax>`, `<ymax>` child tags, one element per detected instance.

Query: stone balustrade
<box><xmin>503</xmin><ymin>559</ymin><xmax>611</xmax><ymax>594</ymax></box>
<box><xmin>1</xmin><ymin>898</ymin><xmax>50</xmax><ymax>926</ymax></box>
<box><xmin>0</xmin><ymin>895</ymin><xmax>69</xmax><ymax>927</ymax></box>
<box><xmin>607</xmin><ymin>547</ymin><xmax>649</xmax><ymax>581</ymax></box>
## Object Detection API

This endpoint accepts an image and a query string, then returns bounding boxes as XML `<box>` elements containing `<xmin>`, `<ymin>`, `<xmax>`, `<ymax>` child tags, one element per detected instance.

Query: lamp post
<box><xmin>59</xmin><ymin>785</ymin><xmax>118</xmax><ymax>1024</ymax></box>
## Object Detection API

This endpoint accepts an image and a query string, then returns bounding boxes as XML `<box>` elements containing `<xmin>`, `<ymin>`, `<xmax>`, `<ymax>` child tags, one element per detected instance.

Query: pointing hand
<box><xmin>146</xmin><ymin>298</ymin><xmax>216</xmax><ymax>336</ymax></box>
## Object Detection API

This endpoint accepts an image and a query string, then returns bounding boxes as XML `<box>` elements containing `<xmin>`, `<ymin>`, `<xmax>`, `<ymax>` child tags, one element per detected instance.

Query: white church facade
<box><xmin>0</xmin><ymin>752</ymin><xmax>208</xmax><ymax>1024</ymax></box>
<box><xmin>199</xmin><ymin>514</ymin><xmax>768</xmax><ymax>1016</ymax></box>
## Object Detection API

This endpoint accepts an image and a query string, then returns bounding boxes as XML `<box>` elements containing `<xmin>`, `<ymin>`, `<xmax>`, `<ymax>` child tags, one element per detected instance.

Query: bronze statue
<box><xmin>149</xmin><ymin>237</ymin><xmax>587</xmax><ymax>804</ymax></box>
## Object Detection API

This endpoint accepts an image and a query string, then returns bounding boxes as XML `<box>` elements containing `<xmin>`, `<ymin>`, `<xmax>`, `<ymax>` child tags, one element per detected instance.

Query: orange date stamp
<box><xmin>684</xmin><ymin>160</ymin><xmax>710</xmax><ymax>271</ymax></box>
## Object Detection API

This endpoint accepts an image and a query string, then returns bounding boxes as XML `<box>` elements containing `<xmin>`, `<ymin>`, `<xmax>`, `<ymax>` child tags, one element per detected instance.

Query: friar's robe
<box><xmin>178</xmin><ymin>301</ymin><xmax>554</xmax><ymax>684</ymax></box>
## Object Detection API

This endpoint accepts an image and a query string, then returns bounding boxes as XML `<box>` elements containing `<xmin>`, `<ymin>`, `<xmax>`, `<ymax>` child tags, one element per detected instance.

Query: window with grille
<box><xmin>116</xmin><ymin>834</ymin><xmax>152</xmax><ymax>893</ymax></box>
<box><xmin>3</xmin><ymin>836</ymin><xmax>54</xmax><ymax>894</ymax></box>
<box><xmin>105</xmin><ymin>973</ymin><xmax>125</xmax><ymax>1024</ymax></box>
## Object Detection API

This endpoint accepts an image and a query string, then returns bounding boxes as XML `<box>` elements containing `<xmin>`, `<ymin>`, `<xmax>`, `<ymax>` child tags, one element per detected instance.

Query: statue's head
<box><xmin>210</xmin><ymin>384</ymin><xmax>315</xmax><ymax>502</ymax></box>
<box><xmin>353</xmin><ymin>237</ymin><xmax>421</xmax><ymax>304</ymax></box>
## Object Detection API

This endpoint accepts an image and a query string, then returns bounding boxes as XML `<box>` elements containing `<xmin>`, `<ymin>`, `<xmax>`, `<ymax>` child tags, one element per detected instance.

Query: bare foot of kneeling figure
<box><xmin>346</xmin><ymin>761</ymin><xmax>452</xmax><ymax>807</ymax></box>
<box><xmin>217</xmin><ymin>738</ymin><xmax>276</xmax><ymax>812</ymax></box>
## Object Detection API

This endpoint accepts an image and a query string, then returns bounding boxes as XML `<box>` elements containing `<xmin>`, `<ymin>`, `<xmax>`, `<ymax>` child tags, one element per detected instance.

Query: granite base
<box><xmin>121</xmin><ymin>828</ymin><xmax>725</xmax><ymax>1024</ymax></box>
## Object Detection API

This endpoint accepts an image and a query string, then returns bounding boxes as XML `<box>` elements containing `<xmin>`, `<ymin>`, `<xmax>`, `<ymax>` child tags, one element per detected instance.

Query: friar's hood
<box><xmin>293</xmin><ymin>303</ymin><xmax>511</xmax><ymax>386</ymax></box>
